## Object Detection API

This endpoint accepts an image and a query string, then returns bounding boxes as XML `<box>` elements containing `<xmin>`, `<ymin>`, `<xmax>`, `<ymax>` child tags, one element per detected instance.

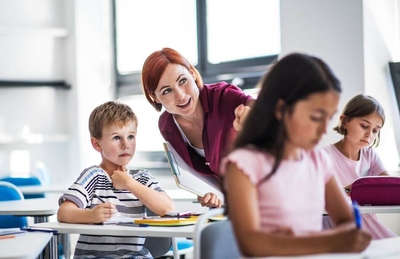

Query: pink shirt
<box><xmin>322</xmin><ymin>144</ymin><xmax>396</xmax><ymax>239</ymax></box>
<box><xmin>322</xmin><ymin>144</ymin><xmax>385</xmax><ymax>187</ymax></box>
<box><xmin>221</xmin><ymin>148</ymin><xmax>333</xmax><ymax>234</ymax></box>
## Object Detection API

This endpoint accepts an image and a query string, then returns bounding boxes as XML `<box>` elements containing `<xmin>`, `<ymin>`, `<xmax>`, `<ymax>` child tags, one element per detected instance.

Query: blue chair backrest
<box><xmin>0</xmin><ymin>181</ymin><xmax>28</xmax><ymax>228</ymax></box>
<box><xmin>0</xmin><ymin>176</ymin><xmax>45</xmax><ymax>199</ymax></box>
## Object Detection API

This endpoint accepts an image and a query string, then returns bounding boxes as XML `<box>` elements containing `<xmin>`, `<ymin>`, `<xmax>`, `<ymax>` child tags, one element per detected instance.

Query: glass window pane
<box><xmin>115</xmin><ymin>0</ymin><xmax>198</xmax><ymax>74</ymax></box>
<box><xmin>206</xmin><ymin>0</ymin><xmax>281</xmax><ymax>64</ymax></box>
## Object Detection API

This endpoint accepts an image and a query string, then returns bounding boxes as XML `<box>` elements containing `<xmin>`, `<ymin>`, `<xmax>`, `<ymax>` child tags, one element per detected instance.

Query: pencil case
<box><xmin>350</xmin><ymin>176</ymin><xmax>400</xmax><ymax>205</ymax></box>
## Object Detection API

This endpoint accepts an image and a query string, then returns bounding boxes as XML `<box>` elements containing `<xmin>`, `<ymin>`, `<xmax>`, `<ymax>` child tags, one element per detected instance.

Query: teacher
<box><xmin>141</xmin><ymin>47</ymin><xmax>254</xmax><ymax>207</ymax></box>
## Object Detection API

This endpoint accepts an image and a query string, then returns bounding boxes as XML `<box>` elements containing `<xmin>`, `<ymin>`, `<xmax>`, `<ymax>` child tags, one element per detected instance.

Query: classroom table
<box><xmin>30</xmin><ymin>221</ymin><xmax>196</xmax><ymax>259</ymax></box>
<box><xmin>0</xmin><ymin>196</ymin><xmax>58</xmax><ymax>223</ymax></box>
<box><xmin>18</xmin><ymin>184</ymin><xmax>68</xmax><ymax>196</ymax></box>
<box><xmin>359</xmin><ymin>205</ymin><xmax>400</xmax><ymax>214</ymax></box>
<box><xmin>246</xmin><ymin>236</ymin><xmax>400</xmax><ymax>258</ymax></box>
<box><xmin>0</xmin><ymin>230</ymin><xmax>54</xmax><ymax>259</ymax></box>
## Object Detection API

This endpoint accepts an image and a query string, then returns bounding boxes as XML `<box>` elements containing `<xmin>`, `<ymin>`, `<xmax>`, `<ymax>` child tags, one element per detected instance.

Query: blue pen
<box><xmin>352</xmin><ymin>201</ymin><xmax>362</xmax><ymax>229</ymax></box>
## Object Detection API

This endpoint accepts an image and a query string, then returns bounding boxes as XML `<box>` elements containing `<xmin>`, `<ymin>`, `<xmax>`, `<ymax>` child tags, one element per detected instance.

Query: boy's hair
<box><xmin>234</xmin><ymin>53</ymin><xmax>341</xmax><ymax>181</ymax></box>
<box><xmin>89</xmin><ymin>101</ymin><xmax>138</xmax><ymax>139</ymax></box>
<box><xmin>334</xmin><ymin>94</ymin><xmax>385</xmax><ymax>147</ymax></box>
<box><xmin>141</xmin><ymin>47</ymin><xmax>203</xmax><ymax>112</ymax></box>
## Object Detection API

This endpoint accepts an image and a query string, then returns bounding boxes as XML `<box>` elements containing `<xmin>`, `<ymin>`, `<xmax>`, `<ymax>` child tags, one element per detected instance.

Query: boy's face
<box><xmin>93</xmin><ymin>121</ymin><xmax>137</xmax><ymax>168</ymax></box>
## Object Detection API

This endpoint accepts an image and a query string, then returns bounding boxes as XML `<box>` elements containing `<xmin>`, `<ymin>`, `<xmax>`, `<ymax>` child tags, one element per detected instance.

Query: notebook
<box><xmin>163</xmin><ymin>142</ymin><xmax>224</xmax><ymax>201</ymax></box>
<box><xmin>134</xmin><ymin>216</ymin><xmax>199</xmax><ymax>226</ymax></box>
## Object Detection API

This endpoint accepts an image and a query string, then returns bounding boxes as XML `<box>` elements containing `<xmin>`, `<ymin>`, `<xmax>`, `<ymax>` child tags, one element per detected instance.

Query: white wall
<box><xmin>280</xmin><ymin>0</ymin><xmax>400</xmax><ymax>235</ymax></box>
<box><xmin>281</xmin><ymin>0</ymin><xmax>400</xmax><ymax>170</ymax></box>
<box><xmin>0</xmin><ymin>0</ymin><xmax>114</xmax><ymax>184</ymax></box>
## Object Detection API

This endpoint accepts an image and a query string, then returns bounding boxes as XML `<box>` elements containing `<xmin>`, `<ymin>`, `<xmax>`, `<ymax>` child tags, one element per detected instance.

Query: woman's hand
<box><xmin>197</xmin><ymin>192</ymin><xmax>223</xmax><ymax>208</ymax></box>
<box><xmin>233</xmin><ymin>104</ymin><xmax>251</xmax><ymax>131</ymax></box>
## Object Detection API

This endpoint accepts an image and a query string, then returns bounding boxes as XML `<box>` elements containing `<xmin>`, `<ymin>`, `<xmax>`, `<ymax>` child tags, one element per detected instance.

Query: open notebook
<box><xmin>163</xmin><ymin>142</ymin><xmax>224</xmax><ymax>201</ymax></box>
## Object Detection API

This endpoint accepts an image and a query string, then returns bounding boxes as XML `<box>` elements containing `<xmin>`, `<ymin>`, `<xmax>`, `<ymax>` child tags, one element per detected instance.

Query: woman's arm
<box><xmin>225</xmin><ymin>163</ymin><xmax>371</xmax><ymax>257</ymax></box>
<box><xmin>233</xmin><ymin>100</ymin><xmax>255</xmax><ymax>131</ymax></box>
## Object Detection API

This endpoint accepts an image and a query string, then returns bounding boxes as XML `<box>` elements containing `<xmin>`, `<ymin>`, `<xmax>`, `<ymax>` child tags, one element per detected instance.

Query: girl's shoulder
<box><xmin>307</xmin><ymin>147</ymin><xmax>334</xmax><ymax>168</ymax></box>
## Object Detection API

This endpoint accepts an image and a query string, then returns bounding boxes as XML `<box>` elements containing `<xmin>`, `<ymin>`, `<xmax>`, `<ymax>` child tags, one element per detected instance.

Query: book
<box><xmin>102</xmin><ymin>214</ymin><xmax>135</xmax><ymax>225</ymax></box>
<box><xmin>163</xmin><ymin>142</ymin><xmax>224</xmax><ymax>201</ymax></box>
<box><xmin>134</xmin><ymin>216</ymin><xmax>199</xmax><ymax>226</ymax></box>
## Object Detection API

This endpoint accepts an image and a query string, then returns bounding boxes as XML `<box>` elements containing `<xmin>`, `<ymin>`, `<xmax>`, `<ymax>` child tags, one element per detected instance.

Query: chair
<box><xmin>159</xmin><ymin>237</ymin><xmax>193</xmax><ymax>259</ymax></box>
<box><xmin>144</xmin><ymin>206</ymin><xmax>194</xmax><ymax>259</ymax></box>
<box><xmin>0</xmin><ymin>176</ymin><xmax>45</xmax><ymax>199</ymax></box>
<box><xmin>0</xmin><ymin>181</ymin><xmax>28</xmax><ymax>228</ymax></box>
<box><xmin>193</xmin><ymin>208</ymin><xmax>241</xmax><ymax>259</ymax></box>
<box><xmin>143</xmin><ymin>207</ymin><xmax>173</xmax><ymax>258</ymax></box>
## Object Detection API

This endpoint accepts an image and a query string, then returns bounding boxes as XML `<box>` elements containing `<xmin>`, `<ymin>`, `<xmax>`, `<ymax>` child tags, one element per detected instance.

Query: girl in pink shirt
<box><xmin>220</xmin><ymin>53</ymin><xmax>371</xmax><ymax>257</ymax></box>
<box><xmin>322</xmin><ymin>94</ymin><xmax>397</xmax><ymax>239</ymax></box>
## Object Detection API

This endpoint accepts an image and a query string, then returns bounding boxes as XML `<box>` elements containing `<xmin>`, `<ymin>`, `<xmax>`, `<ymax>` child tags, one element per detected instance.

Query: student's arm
<box><xmin>112</xmin><ymin>169</ymin><xmax>175</xmax><ymax>215</ymax></box>
<box><xmin>324</xmin><ymin>176</ymin><xmax>353</xmax><ymax>226</ymax></box>
<box><xmin>225</xmin><ymin>163</ymin><xmax>371</xmax><ymax>257</ymax></box>
<box><xmin>57</xmin><ymin>200</ymin><xmax>117</xmax><ymax>224</ymax></box>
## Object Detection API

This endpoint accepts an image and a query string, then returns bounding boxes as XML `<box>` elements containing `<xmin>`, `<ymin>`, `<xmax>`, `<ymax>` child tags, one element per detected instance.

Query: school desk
<box><xmin>0</xmin><ymin>196</ymin><xmax>58</xmax><ymax>223</ymax></box>
<box><xmin>30</xmin><ymin>221</ymin><xmax>196</xmax><ymax>259</ymax></box>
<box><xmin>244</xmin><ymin>236</ymin><xmax>400</xmax><ymax>258</ymax></box>
<box><xmin>18</xmin><ymin>184</ymin><xmax>68</xmax><ymax>196</ymax></box>
<box><xmin>0</xmin><ymin>230</ymin><xmax>53</xmax><ymax>259</ymax></box>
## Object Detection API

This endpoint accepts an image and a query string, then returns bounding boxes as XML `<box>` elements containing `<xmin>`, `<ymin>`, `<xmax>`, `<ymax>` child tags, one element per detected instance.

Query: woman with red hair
<box><xmin>141</xmin><ymin>47</ymin><xmax>254</xmax><ymax>207</ymax></box>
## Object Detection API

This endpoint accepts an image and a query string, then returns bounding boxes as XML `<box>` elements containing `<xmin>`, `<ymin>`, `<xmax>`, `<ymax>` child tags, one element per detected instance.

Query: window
<box><xmin>114</xmin><ymin>0</ymin><xmax>281</xmax><ymax>96</ymax></box>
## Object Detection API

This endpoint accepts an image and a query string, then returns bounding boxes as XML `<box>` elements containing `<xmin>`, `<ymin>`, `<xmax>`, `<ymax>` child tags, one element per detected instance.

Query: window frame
<box><xmin>113</xmin><ymin>0</ymin><xmax>278</xmax><ymax>96</ymax></box>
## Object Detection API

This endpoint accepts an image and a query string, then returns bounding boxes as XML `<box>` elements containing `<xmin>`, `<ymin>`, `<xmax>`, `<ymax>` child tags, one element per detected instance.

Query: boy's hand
<box><xmin>91</xmin><ymin>203</ymin><xmax>118</xmax><ymax>223</ymax></box>
<box><xmin>111</xmin><ymin>166</ymin><xmax>129</xmax><ymax>190</ymax></box>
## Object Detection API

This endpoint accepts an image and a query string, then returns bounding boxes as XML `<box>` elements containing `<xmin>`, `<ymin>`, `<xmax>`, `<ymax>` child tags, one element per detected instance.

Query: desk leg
<box><xmin>34</xmin><ymin>216</ymin><xmax>49</xmax><ymax>223</ymax></box>
<box><xmin>50</xmin><ymin>233</ymin><xmax>59</xmax><ymax>259</ymax></box>
<box><xmin>40</xmin><ymin>233</ymin><xmax>58</xmax><ymax>259</ymax></box>
<box><xmin>171</xmin><ymin>237</ymin><xmax>179</xmax><ymax>259</ymax></box>
<box><xmin>60</xmin><ymin>233</ymin><xmax>71</xmax><ymax>259</ymax></box>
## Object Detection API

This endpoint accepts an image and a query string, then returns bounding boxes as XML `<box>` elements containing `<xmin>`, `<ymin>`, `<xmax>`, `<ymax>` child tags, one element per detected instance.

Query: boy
<box><xmin>58</xmin><ymin>101</ymin><xmax>175</xmax><ymax>259</ymax></box>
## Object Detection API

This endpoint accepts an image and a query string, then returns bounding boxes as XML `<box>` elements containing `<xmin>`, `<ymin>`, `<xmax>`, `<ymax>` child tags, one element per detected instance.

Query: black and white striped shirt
<box><xmin>59</xmin><ymin>166</ymin><xmax>165</xmax><ymax>258</ymax></box>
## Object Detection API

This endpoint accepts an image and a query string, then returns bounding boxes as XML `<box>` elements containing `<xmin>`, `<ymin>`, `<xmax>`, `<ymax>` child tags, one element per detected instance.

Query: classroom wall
<box><xmin>0</xmin><ymin>1</ymin><xmax>399</xmax><ymax>234</ymax></box>
<box><xmin>280</xmin><ymin>0</ymin><xmax>400</xmax><ymax>170</ymax></box>
<box><xmin>0</xmin><ymin>0</ymin><xmax>114</xmax><ymax>184</ymax></box>
<box><xmin>280</xmin><ymin>0</ymin><xmax>400</xmax><ymax>235</ymax></box>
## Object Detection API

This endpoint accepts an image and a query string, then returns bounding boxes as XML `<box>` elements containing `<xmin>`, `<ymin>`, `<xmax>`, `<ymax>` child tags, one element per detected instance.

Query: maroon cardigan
<box><xmin>159</xmin><ymin>82</ymin><xmax>253</xmax><ymax>179</ymax></box>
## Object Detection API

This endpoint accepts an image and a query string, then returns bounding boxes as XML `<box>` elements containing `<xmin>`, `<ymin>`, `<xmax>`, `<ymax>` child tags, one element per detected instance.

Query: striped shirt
<box><xmin>59</xmin><ymin>166</ymin><xmax>164</xmax><ymax>258</ymax></box>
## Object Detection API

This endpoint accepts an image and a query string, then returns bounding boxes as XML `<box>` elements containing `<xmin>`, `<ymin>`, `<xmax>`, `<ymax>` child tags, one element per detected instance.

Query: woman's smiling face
<box><xmin>153</xmin><ymin>64</ymin><xmax>200</xmax><ymax>117</ymax></box>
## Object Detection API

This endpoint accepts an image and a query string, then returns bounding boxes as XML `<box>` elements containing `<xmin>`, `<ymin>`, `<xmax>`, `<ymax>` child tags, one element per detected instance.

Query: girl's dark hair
<box><xmin>333</xmin><ymin>94</ymin><xmax>385</xmax><ymax>147</ymax></box>
<box><xmin>234</xmin><ymin>53</ymin><xmax>341</xmax><ymax>183</ymax></box>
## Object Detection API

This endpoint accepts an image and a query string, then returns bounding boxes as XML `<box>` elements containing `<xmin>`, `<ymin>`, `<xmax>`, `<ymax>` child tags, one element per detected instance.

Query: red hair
<box><xmin>141</xmin><ymin>47</ymin><xmax>203</xmax><ymax>111</ymax></box>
